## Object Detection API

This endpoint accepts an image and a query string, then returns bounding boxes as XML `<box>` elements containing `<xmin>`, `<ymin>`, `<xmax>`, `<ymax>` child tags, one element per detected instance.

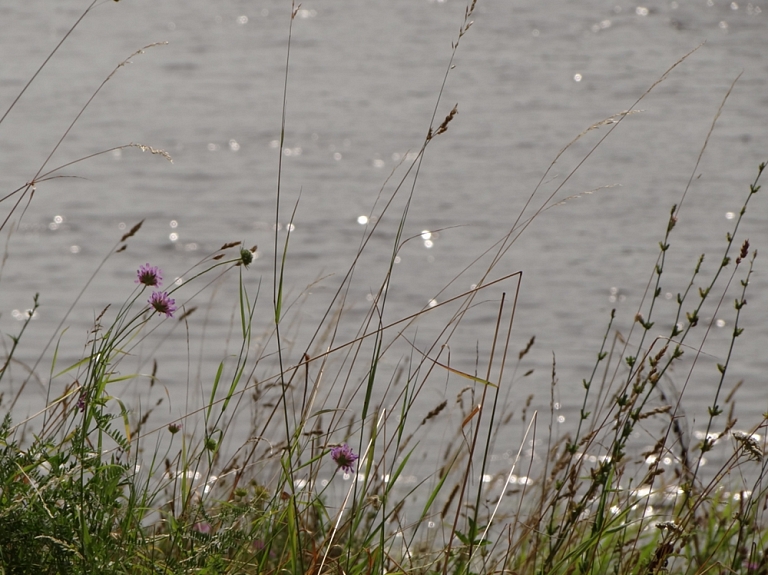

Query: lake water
<box><xmin>1</xmin><ymin>0</ymin><xmax>767</xmax><ymax>479</ymax></box>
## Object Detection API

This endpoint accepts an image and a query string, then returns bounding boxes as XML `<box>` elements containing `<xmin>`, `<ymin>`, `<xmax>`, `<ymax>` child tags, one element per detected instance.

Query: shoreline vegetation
<box><xmin>1</xmin><ymin>2</ymin><xmax>767</xmax><ymax>574</ymax></box>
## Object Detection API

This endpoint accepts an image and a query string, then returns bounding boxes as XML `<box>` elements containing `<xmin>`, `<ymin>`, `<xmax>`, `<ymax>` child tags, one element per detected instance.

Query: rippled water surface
<box><xmin>1</xmin><ymin>0</ymin><xmax>767</xmax><ymax>473</ymax></box>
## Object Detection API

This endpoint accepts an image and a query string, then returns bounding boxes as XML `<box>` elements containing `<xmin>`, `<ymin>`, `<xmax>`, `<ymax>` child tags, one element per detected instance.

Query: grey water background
<box><xmin>1</xmin><ymin>0</ymin><xmax>767</xmax><ymax>480</ymax></box>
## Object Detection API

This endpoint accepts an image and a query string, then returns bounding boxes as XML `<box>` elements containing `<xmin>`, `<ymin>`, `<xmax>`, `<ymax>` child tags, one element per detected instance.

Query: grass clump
<box><xmin>0</xmin><ymin>2</ymin><xmax>767</xmax><ymax>574</ymax></box>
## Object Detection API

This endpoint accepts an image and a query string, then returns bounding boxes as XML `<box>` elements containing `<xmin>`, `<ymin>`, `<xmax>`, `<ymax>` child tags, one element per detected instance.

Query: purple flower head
<box><xmin>136</xmin><ymin>263</ymin><xmax>162</xmax><ymax>288</ymax></box>
<box><xmin>331</xmin><ymin>443</ymin><xmax>359</xmax><ymax>474</ymax></box>
<box><xmin>192</xmin><ymin>522</ymin><xmax>211</xmax><ymax>535</ymax></box>
<box><xmin>149</xmin><ymin>291</ymin><xmax>176</xmax><ymax>318</ymax></box>
<box><xmin>76</xmin><ymin>392</ymin><xmax>86</xmax><ymax>413</ymax></box>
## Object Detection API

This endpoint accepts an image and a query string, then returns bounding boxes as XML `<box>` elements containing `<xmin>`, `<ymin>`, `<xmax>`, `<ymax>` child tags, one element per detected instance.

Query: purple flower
<box><xmin>76</xmin><ymin>393</ymin><xmax>86</xmax><ymax>413</ymax></box>
<box><xmin>136</xmin><ymin>263</ymin><xmax>162</xmax><ymax>287</ymax></box>
<box><xmin>331</xmin><ymin>443</ymin><xmax>359</xmax><ymax>474</ymax></box>
<box><xmin>149</xmin><ymin>291</ymin><xmax>176</xmax><ymax>318</ymax></box>
<box><xmin>192</xmin><ymin>522</ymin><xmax>211</xmax><ymax>535</ymax></box>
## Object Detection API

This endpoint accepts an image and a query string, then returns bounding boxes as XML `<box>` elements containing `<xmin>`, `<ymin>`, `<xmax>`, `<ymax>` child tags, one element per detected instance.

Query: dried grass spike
<box><xmin>421</xmin><ymin>400</ymin><xmax>447</xmax><ymax>426</ymax></box>
<box><xmin>129</xmin><ymin>143</ymin><xmax>173</xmax><ymax>163</ymax></box>
<box><xmin>433</xmin><ymin>104</ymin><xmax>459</xmax><ymax>138</ymax></box>
<box><xmin>120</xmin><ymin>219</ymin><xmax>144</xmax><ymax>242</ymax></box>
<box><xmin>519</xmin><ymin>335</ymin><xmax>535</xmax><ymax>359</ymax></box>
<box><xmin>638</xmin><ymin>405</ymin><xmax>672</xmax><ymax>420</ymax></box>
<box><xmin>177</xmin><ymin>307</ymin><xmax>197</xmax><ymax>322</ymax></box>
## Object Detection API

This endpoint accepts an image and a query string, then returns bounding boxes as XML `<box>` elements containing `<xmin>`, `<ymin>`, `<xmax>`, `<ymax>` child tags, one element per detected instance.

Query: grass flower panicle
<box><xmin>330</xmin><ymin>444</ymin><xmax>359</xmax><ymax>474</ymax></box>
<box><xmin>136</xmin><ymin>263</ymin><xmax>162</xmax><ymax>287</ymax></box>
<box><xmin>148</xmin><ymin>291</ymin><xmax>176</xmax><ymax>318</ymax></box>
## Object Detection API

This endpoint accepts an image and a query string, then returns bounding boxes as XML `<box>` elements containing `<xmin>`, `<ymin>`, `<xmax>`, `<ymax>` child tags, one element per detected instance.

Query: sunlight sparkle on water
<box><xmin>574</xmin><ymin>73</ymin><xmax>582</xmax><ymax>82</ymax></box>
<box><xmin>12</xmin><ymin>309</ymin><xmax>38</xmax><ymax>321</ymax></box>
<box><xmin>608</xmin><ymin>286</ymin><xmax>626</xmax><ymax>303</ymax></box>
<box><xmin>592</xmin><ymin>19</ymin><xmax>612</xmax><ymax>32</ymax></box>
<box><xmin>357</xmin><ymin>215</ymin><xmax>369</xmax><ymax>225</ymax></box>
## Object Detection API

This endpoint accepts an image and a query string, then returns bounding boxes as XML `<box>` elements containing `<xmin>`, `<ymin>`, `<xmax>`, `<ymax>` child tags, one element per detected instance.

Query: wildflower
<box><xmin>136</xmin><ymin>263</ymin><xmax>162</xmax><ymax>287</ymax></box>
<box><xmin>168</xmin><ymin>423</ymin><xmax>181</xmax><ymax>434</ymax></box>
<box><xmin>76</xmin><ymin>393</ymin><xmax>86</xmax><ymax>412</ymax></box>
<box><xmin>149</xmin><ymin>291</ymin><xmax>176</xmax><ymax>318</ymax></box>
<box><xmin>192</xmin><ymin>522</ymin><xmax>211</xmax><ymax>535</ymax></box>
<box><xmin>330</xmin><ymin>443</ymin><xmax>359</xmax><ymax>474</ymax></box>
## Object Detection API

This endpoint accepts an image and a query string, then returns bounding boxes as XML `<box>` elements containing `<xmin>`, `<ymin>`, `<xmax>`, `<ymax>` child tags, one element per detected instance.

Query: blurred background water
<box><xmin>0</xmin><ymin>0</ymin><xmax>767</xmax><ymax>476</ymax></box>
